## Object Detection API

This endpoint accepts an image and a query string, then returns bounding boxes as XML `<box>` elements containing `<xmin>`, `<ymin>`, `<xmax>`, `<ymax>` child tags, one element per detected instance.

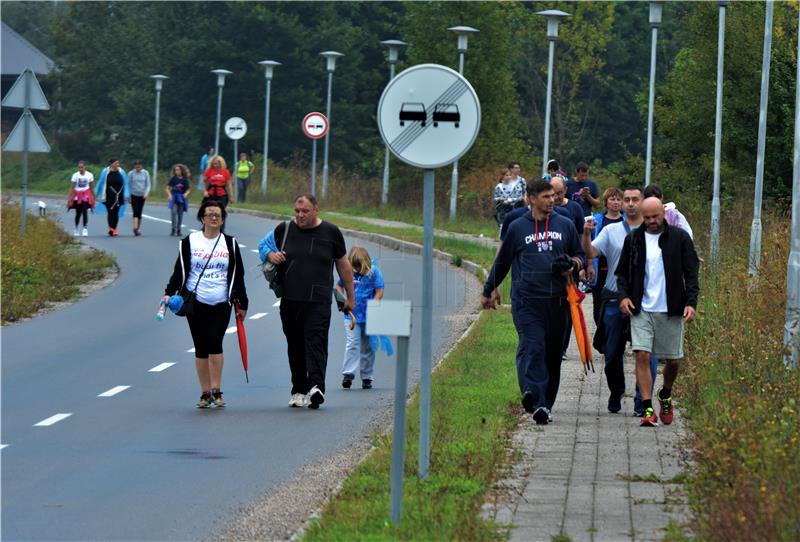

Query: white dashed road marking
<box><xmin>97</xmin><ymin>385</ymin><xmax>131</xmax><ymax>397</ymax></box>
<box><xmin>0</xmin><ymin>445</ymin><xmax>8</xmax><ymax>450</ymax></box>
<box><xmin>239</xmin><ymin>244</ymin><xmax>247</xmax><ymax>248</ymax></box>
<box><xmin>249</xmin><ymin>313</ymin><xmax>267</xmax><ymax>320</ymax></box>
<box><xmin>225</xmin><ymin>326</ymin><xmax>237</xmax><ymax>335</ymax></box>
<box><xmin>148</xmin><ymin>362</ymin><xmax>175</xmax><ymax>372</ymax></box>
<box><xmin>250</xmin><ymin>249</ymin><xmax>259</xmax><ymax>253</ymax></box>
<box><xmin>187</xmin><ymin>347</ymin><xmax>196</xmax><ymax>353</ymax></box>
<box><xmin>34</xmin><ymin>413</ymin><xmax>72</xmax><ymax>427</ymax></box>
<box><xmin>142</xmin><ymin>214</ymin><xmax>172</xmax><ymax>225</ymax></box>
<box><xmin>272</xmin><ymin>300</ymin><xmax>281</xmax><ymax>307</ymax></box>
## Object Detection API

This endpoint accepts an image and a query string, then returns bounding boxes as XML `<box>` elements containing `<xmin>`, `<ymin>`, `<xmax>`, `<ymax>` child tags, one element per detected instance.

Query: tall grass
<box><xmin>681</xmin><ymin>200</ymin><xmax>800</xmax><ymax>541</ymax></box>
<box><xmin>1</xmin><ymin>202</ymin><xmax>115</xmax><ymax>323</ymax></box>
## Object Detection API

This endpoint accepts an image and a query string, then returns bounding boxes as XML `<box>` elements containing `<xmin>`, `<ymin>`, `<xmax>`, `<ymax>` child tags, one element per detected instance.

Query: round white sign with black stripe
<box><xmin>377</xmin><ymin>64</ymin><xmax>481</xmax><ymax>169</ymax></box>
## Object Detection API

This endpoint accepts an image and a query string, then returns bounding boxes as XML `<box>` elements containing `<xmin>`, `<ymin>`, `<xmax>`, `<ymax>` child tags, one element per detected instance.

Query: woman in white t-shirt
<box><xmin>67</xmin><ymin>160</ymin><xmax>95</xmax><ymax>236</ymax></box>
<box><xmin>163</xmin><ymin>200</ymin><xmax>248</xmax><ymax>408</ymax></box>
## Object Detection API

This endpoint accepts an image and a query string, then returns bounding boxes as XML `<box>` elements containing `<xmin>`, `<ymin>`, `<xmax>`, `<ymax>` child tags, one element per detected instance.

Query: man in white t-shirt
<box><xmin>616</xmin><ymin>198</ymin><xmax>700</xmax><ymax>428</ymax></box>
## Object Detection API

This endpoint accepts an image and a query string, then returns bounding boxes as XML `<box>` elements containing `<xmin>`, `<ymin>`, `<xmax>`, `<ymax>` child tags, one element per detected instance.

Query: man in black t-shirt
<box><xmin>266</xmin><ymin>195</ymin><xmax>355</xmax><ymax>410</ymax></box>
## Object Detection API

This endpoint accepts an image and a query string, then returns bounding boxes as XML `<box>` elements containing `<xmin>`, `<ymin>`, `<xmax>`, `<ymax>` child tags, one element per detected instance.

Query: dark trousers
<box><xmin>602</xmin><ymin>302</ymin><xmax>627</xmax><ymax>397</ymax></box>
<box><xmin>73</xmin><ymin>202</ymin><xmax>90</xmax><ymax>227</ymax></box>
<box><xmin>130</xmin><ymin>195</ymin><xmax>145</xmax><ymax>219</ymax></box>
<box><xmin>280</xmin><ymin>300</ymin><xmax>332</xmax><ymax>395</ymax></box>
<box><xmin>592</xmin><ymin>268</ymin><xmax>609</xmax><ymax>325</ymax></box>
<box><xmin>186</xmin><ymin>300</ymin><xmax>232</xmax><ymax>358</ymax></box>
<box><xmin>237</xmin><ymin>177</ymin><xmax>249</xmax><ymax>202</ymax></box>
<box><xmin>512</xmin><ymin>298</ymin><xmax>569</xmax><ymax>411</ymax></box>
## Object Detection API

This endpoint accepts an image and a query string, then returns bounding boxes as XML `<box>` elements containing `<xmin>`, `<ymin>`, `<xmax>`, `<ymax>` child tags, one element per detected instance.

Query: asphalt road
<box><xmin>1</xmin><ymin>197</ymin><xmax>469</xmax><ymax>541</ymax></box>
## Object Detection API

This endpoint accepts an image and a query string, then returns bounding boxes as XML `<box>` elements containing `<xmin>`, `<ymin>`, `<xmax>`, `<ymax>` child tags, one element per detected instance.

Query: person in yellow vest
<box><xmin>235</xmin><ymin>152</ymin><xmax>255</xmax><ymax>203</ymax></box>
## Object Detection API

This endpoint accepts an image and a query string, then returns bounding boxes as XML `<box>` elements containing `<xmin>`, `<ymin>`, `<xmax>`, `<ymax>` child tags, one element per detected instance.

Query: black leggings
<box><xmin>105</xmin><ymin>189</ymin><xmax>123</xmax><ymax>229</ymax></box>
<box><xmin>74</xmin><ymin>202</ymin><xmax>90</xmax><ymax>227</ymax></box>
<box><xmin>130</xmin><ymin>195</ymin><xmax>145</xmax><ymax>219</ymax></box>
<box><xmin>186</xmin><ymin>300</ymin><xmax>232</xmax><ymax>358</ymax></box>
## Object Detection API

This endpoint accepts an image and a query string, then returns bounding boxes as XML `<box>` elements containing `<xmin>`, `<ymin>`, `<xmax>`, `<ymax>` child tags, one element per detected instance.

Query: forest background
<box><xmin>2</xmin><ymin>0</ymin><xmax>799</xmax><ymax>218</ymax></box>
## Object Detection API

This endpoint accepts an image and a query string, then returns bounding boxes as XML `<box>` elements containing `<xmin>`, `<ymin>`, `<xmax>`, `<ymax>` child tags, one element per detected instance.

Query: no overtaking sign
<box><xmin>377</xmin><ymin>64</ymin><xmax>480</xmax><ymax>170</ymax></box>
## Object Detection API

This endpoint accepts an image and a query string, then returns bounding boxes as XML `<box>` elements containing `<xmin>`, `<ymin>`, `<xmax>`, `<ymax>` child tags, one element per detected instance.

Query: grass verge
<box><xmin>1</xmin><ymin>202</ymin><xmax>115</xmax><ymax>323</ymax></box>
<box><xmin>303</xmin><ymin>309</ymin><xmax>519</xmax><ymax>541</ymax></box>
<box><xmin>680</xmin><ymin>202</ymin><xmax>800</xmax><ymax>541</ymax></box>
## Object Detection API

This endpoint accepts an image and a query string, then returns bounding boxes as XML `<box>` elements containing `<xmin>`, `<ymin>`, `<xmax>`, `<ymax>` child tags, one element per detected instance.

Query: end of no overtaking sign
<box><xmin>377</xmin><ymin>64</ymin><xmax>480</xmax><ymax>170</ymax></box>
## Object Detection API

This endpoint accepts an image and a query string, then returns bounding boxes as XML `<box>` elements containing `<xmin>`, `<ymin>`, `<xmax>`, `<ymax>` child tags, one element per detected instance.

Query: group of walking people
<box><xmin>484</xmin><ymin>161</ymin><xmax>700</xmax><ymax>428</ymax></box>
<box><xmin>67</xmin><ymin>146</ymin><xmax>256</xmax><ymax>237</ymax></box>
<box><xmin>162</xmin><ymin>194</ymin><xmax>387</xmax><ymax>410</ymax></box>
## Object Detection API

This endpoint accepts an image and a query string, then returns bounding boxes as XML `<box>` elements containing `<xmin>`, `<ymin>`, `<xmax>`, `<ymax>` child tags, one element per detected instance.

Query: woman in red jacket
<box><xmin>200</xmin><ymin>156</ymin><xmax>233</xmax><ymax>207</ymax></box>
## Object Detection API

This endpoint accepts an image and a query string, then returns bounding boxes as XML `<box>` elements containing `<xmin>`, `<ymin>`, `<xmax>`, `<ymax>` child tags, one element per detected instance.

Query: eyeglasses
<box><xmin>204</xmin><ymin>214</ymin><xmax>222</xmax><ymax>219</ymax></box>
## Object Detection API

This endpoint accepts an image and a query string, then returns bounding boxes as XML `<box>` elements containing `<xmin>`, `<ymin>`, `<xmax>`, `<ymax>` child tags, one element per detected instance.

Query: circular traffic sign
<box><xmin>377</xmin><ymin>64</ymin><xmax>480</xmax><ymax>169</ymax></box>
<box><xmin>302</xmin><ymin>112</ymin><xmax>329</xmax><ymax>139</ymax></box>
<box><xmin>224</xmin><ymin>117</ymin><xmax>247</xmax><ymax>140</ymax></box>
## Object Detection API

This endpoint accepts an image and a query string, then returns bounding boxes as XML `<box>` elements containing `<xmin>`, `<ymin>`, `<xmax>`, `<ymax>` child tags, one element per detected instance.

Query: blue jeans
<box><xmin>512</xmin><ymin>298</ymin><xmax>569</xmax><ymax>411</ymax></box>
<box><xmin>603</xmin><ymin>302</ymin><xmax>627</xmax><ymax>397</ymax></box>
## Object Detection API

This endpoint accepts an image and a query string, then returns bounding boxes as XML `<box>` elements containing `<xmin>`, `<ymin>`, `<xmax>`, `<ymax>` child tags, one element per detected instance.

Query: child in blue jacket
<box><xmin>335</xmin><ymin>247</ymin><xmax>385</xmax><ymax>389</ymax></box>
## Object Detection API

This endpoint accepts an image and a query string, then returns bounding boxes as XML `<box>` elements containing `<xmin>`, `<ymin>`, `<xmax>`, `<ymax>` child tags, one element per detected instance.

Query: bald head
<box><xmin>641</xmin><ymin>196</ymin><xmax>665</xmax><ymax>233</ymax></box>
<box><xmin>550</xmin><ymin>177</ymin><xmax>566</xmax><ymax>203</ymax></box>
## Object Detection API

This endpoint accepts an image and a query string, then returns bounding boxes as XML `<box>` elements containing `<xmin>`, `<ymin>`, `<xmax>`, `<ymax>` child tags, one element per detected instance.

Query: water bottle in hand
<box><xmin>156</xmin><ymin>300</ymin><xmax>166</xmax><ymax>321</ymax></box>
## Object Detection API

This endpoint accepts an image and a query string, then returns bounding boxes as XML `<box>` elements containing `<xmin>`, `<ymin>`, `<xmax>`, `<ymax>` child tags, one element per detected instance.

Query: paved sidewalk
<box><xmin>483</xmin><ymin>298</ymin><xmax>691</xmax><ymax>542</ymax></box>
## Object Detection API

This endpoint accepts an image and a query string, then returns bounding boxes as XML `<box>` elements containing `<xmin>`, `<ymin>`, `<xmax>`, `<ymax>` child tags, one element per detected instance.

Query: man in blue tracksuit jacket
<box><xmin>481</xmin><ymin>179</ymin><xmax>586</xmax><ymax>425</ymax></box>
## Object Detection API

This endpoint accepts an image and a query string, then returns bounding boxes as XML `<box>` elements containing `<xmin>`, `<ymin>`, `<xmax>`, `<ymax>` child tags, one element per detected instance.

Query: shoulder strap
<box><xmin>280</xmin><ymin>221</ymin><xmax>290</xmax><ymax>251</ymax></box>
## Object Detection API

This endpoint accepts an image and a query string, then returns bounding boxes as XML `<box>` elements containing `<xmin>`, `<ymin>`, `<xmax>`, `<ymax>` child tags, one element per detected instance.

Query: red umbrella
<box><xmin>233</xmin><ymin>301</ymin><xmax>249</xmax><ymax>383</ymax></box>
<box><xmin>566</xmin><ymin>277</ymin><xmax>595</xmax><ymax>374</ymax></box>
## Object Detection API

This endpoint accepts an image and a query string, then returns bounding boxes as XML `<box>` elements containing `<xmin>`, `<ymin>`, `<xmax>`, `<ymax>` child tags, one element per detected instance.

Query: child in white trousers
<box><xmin>336</xmin><ymin>247</ymin><xmax>385</xmax><ymax>389</ymax></box>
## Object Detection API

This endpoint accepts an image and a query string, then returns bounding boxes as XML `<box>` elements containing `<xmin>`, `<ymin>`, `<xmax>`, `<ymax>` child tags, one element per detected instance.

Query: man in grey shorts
<box><xmin>616</xmin><ymin>197</ymin><xmax>700</xmax><ymax>427</ymax></box>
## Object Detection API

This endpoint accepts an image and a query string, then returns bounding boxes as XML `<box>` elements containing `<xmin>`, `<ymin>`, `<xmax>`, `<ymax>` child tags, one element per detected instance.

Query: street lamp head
<box><xmin>319</xmin><ymin>51</ymin><xmax>344</xmax><ymax>72</ymax></box>
<box><xmin>649</xmin><ymin>1</ymin><xmax>664</xmax><ymax>28</ymax></box>
<box><xmin>150</xmin><ymin>74</ymin><xmax>168</xmax><ymax>91</ymax></box>
<box><xmin>211</xmin><ymin>68</ymin><xmax>233</xmax><ymax>87</ymax></box>
<box><xmin>536</xmin><ymin>10</ymin><xmax>571</xmax><ymax>41</ymax></box>
<box><xmin>258</xmin><ymin>60</ymin><xmax>282</xmax><ymax>80</ymax></box>
<box><xmin>380</xmin><ymin>39</ymin><xmax>408</xmax><ymax>64</ymax></box>
<box><xmin>447</xmin><ymin>25</ymin><xmax>479</xmax><ymax>52</ymax></box>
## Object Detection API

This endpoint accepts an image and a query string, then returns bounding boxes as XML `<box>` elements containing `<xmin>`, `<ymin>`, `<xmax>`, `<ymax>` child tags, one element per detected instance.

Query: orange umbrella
<box><xmin>233</xmin><ymin>301</ymin><xmax>249</xmax><ymax>383</ymax></box>
<box><xmin>566</xmin><ymin>277</ymin><xmax>594</xmax><ymax>374</ymax></box>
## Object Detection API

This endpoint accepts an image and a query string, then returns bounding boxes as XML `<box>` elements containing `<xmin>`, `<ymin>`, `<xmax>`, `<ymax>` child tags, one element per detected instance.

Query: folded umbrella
<box><xmin>566</xmin><ymin>276</ymin><xmax>594</xmax><ymax>374</ymax></box>
<box><xmin>333</xmin><ymin>289</ymin><xmax>356</xmax><ymax>330</ymax></box>
<box><xmin>233</xmin><ymin>301</ymin><xmax>249</xmax><ymax>383</ymax></box>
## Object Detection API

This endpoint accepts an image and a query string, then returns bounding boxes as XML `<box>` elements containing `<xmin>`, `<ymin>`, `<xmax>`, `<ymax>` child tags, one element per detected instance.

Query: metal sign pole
<box><xmin>449</xmin><ymin>50</ymin><xmax>465</xmax><ymax>221</ymax></box>
<box><xmin>233</xmin><ymin>139</ymin><xmax>239</xmax><ymax>203</ymax></box>
<box><xmin>381</xmin><ymin>61</ymin><xmax>395</xmax><ymax>205</ymax></box>
<box><xmin>419</xmin><ymin>168</ymin><xmax>434</xmax><ymax>479</ymax></box>
<box><xmin>262</xmin><ymin>76</ymin><xmax>272</xmax><ymax>197</ymax></box>
<box><xmin>390</xmin><ymin>335</ymin><xmax>410</xmax><ymax>522</ymax></box>
<box><xmin>21</xmin><ymin>73</ymin><xmax>31</xmax><ymax>234</ymax></box>
<box><xmin>749</xmin><ymin>0</ymin><xmax>774</xmax><ymax>277</ymax></box>
<box><xmin>311</xmin><ymin>138</ymin><xmax>318</xmax><ymax>197</ymax></box>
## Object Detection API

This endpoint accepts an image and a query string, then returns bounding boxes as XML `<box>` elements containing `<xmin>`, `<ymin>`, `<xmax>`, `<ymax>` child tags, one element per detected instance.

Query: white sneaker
<box><xmin>73</xmin><ymin>227</ymin><xmax>79</xmax><ymax>236</ymax></box>
<box><xmin>82</xmin><ymin>228</ymin><xmax>88</xmax><ymax>237</ymax></box>
<box><xmin>308</xmin><ymin>385</ymin><xmax>325</xmax><ymax>409</ymax></box>
<box><xmin>288</xmin><ymin>393</ymin><xmax>305</xmax><ymax>408</ymax></box>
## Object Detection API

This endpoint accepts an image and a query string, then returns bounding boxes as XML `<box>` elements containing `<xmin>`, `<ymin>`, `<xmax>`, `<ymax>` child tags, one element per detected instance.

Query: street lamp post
<box><xmin>446</xmin><ymin>26</ymin><xmax>478</xmax><ymax>220</ymax></box>
<box><xmin>320</xmin><ymin>51</ymin><xmax>344</xmax><ymax>198</ymax></box>
<box><xmin>645</xmin><ymin>1</ymin><xmax>664</xmax><ymax>187</ymax></box>
<box><xmin>258</xmin><ymin>60</ymin><xmax>281</xmax><ymax>197</ymax></box>
<box><xmin>710</xmin><ymin>1</ymin><xmax>728</xmax><ymax>266</ymax></box>
<box><xmin>536</xmin><ymin>10</ymin><xmax>570</xmax><ymax>177</ymax></box>
<box><xmin>748</xmin><ymin>0</ymin><xmax>774</xmax><ymax>277</ymax></box>
<box><xmin>786</xmin><ymin>6</ymin><xmax>800</xmax><ymax>369</ymax></box>
<box><xmin>150</xmin><ymin>75</ymin><xmax>168</xmax><ymax>190</ymax></box>
<box><xmin>211</xmin><ymin>69</ymin><xmax>232</xmax><ymax>158</ymax></box>
<box><xmin>380</xmin><ymin>39</ymin><xmax>407</xmax><ymax>205</ymax></box>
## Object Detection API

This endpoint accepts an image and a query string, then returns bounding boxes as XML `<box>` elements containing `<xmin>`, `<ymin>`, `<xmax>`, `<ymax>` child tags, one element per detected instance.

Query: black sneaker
<box><xmin>608</xmin><ymin>393</ymin><xmax>622</xmax><ymax>413</ymax></box>
<box><xmin>362</xmin><ymin>379</ymin><xmax>373</xmax><ymax>389</ymax></box>
<box><xmin>521</xmin><ymin>391</ymin><xmax>535</xmax><ymax>413</ymax></box>
<box><xmin>196</xmin><ymin>392</ymin><xmax>212</xmax><ymax>408</ymax></box>
<box><xmin>533</xmin><ymin>406</ymin><xmax>550</xmax><ymax>425</ymax></box>
<box><xmin>342</xmin><ymin>376</ymin><xmax>353</xmax><ymax>389</ymax></box>
<box><xmin>633</xmin><ymin>406</ymin><xmax>645</xmax><ymax>417</ymax></box>
<box><xmin>308</xmin><ymin>385</ymin><xmax>325</xmax><ymax>409</ymax></box>
<box><xmin>211</xmin><ymin>389</ymin><xmax>225</xmax><ymax>408</ymax></box>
